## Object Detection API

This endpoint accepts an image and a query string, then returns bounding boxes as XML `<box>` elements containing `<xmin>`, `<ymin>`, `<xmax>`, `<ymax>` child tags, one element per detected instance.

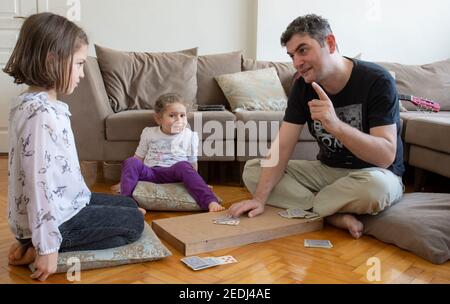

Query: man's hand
<box><xmin>308</xmin><ymin>82</ymin><xmax>342</xmax><ymax>134</ymax></box>
<box><xmin>228</xmin><ymin>199</ymin><xmax>265</xmax><ymax>218</ymax></box>
<box><xmin>30</xmin><ymin>252</ymin><xmax>58</xmax><ymax>281</ymax></box>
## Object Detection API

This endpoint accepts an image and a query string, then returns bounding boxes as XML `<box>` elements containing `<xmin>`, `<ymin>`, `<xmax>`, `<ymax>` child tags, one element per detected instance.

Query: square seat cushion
<box><xmin>359</xmin><ymin>193</ymin><xmax>450</xmax><ymax>264</ymax></box>
<box><xmin>54</xmin><ymin>222</ymin><xmax>171</xmax><ymax>273</ymax></box>
<box><xmin>405</xmin><ymin>117</ymin><xmax>450</xmax><ymax>154</ymax></box>
<box><xmin>133</xmin><ymin>181</ymin><xmax>223</xmax><ymax>211</ymax></box>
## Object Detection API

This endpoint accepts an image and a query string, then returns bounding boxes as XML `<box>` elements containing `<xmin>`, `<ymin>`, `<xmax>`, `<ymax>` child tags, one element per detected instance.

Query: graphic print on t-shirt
<box><xmin>312</xmin><ymin>104</ymin><xmax>362</xmax><ymax>156</ymax></box>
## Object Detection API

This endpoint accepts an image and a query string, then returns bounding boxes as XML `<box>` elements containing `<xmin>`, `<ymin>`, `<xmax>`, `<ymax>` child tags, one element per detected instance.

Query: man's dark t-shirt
<box><xmin>283</xmin><ymin>58</ymin><xmax>405</xmax><ymax>176</ymax></box>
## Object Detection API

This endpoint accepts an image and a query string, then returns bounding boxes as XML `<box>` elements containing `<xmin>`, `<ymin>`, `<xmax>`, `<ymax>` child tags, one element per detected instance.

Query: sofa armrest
<box><xmin>60</xmin><ymin>56</ymin><xmax>113</xmax><ymax>161</ymax></box>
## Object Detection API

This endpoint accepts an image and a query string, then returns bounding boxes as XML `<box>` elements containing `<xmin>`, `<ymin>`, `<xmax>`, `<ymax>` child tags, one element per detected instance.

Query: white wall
<box><xmin>49</xmin><ymin>0</ymin><xmax>258</xmax><ymax>58</ymax></box>
<box><xmin>2</xmin><ymin>0</ymin><xmax>449</xmax><ymax>152</ymax></box>
<box><xmin>0</xmin><ymin>0</ymin><xmax>258</xmax><ymax>152</ymax></box>
<box><xmin>256</xmin><ymin>0</ymin><xmax>450</xmax><ymax>64</ymax></box>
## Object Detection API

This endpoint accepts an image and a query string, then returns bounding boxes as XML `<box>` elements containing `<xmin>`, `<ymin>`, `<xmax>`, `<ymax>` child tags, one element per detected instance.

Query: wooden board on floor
<box><xmin>152</xmin><ymin>206</ymin><xmax>323</xmax><ymax>256</ymax></box>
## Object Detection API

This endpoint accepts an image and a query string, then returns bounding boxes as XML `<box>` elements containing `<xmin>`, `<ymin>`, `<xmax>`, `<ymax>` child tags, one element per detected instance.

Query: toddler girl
<box><xmin>114</xmin><ymin>93</ymin><xmax>224</xmax><ymax>212</ymax></box>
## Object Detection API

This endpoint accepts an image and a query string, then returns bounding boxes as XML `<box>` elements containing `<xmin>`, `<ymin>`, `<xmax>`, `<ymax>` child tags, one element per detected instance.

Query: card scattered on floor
<box><xmin>304</xmin><ymin>239</ymin><xmax>333</xmax><ymax>248</ymax></box>
<box><xmin>279</xmin><ymin>208</ymin><xmax>320</xmax><ymax>219</ymax></box>
<box><xmin>213</xmin><ymin>216</ymin><xmax>240</xmax><ymax>226</ymax></box>
<box><xmin>181</xmin><ymin>255</ymin><xmax>238</xmax><ymax>271</ymax></box>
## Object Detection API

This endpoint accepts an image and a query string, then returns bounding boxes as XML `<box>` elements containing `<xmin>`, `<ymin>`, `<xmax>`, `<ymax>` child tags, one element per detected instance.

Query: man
<box><xmin>228</xmin><ymin>14</ymin><xmax>404</xmax><ymax>238</ymax></box>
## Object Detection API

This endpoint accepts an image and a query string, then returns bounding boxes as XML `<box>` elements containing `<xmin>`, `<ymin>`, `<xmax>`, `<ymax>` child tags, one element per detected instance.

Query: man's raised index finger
<box><xmin>312</xmin><ymin>82</ymin><xmax>329</xmax><ymax>100</ymax></box>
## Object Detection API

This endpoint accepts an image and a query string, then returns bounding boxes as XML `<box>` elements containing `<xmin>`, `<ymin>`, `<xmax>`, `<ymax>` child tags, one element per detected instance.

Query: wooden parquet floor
<box><xmin>0</xmin><ymin>156</ymin><xmax>449</xmax><ymax>284</ymax></box>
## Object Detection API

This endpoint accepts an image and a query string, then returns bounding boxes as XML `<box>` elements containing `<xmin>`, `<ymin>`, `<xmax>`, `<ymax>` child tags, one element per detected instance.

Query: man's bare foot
<box><xmin>326</xmin><ymin>214</ymin><xmax>364</xmax><ymax>239</ymax></box>
<box><xmin>8</xmin><ymin>243</ymin><xmax>36</xmax><ymax>266</ymax></box>
<box><xmin>208</xmin><ymin>202</ymin><xmax>225</xmax><ymax>212</ymax></box>
<box><xmin>138</xmin><ymin>207</ymin><xmax>147</xmax><ymax>215</ymax></box>
<box><xmin>111</xmin><ymin>183</ymin><xmax>121</xmax><ymax>194</ymax></box>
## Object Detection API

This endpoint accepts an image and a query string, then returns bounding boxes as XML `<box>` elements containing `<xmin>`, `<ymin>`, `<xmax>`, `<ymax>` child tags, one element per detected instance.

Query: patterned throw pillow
<box><xmin>53</xmin><ymin>222</ymin><xmax>171</xmax><ymax>273</ymax></box>
<box><xmin>215</xmin><ymin>67</ymin><xmax>288</xmax><ymax>112</ymax></box>
<box><xmin>133</xmin><ymin>182</ymin><xmax>222</xmax><ymax>211</ymax></box>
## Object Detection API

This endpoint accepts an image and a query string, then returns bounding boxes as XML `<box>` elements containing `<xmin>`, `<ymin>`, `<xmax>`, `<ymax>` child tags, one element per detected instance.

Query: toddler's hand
<box><xmin>208</xmin><ymin>202</ymin><xmax>225</xmax><ymax>212</ymax></box>
<box><xmin>111</xmin><ymin>183</ymin><xmax>121</xmax><ymax>194</ymax></box>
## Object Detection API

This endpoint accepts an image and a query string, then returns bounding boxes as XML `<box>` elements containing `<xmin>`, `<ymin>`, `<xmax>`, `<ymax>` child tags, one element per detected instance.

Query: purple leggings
<box><xmin>120</xmin><ymin>157</ymin><xmax>217</xmax><ymax>210</ymax></box>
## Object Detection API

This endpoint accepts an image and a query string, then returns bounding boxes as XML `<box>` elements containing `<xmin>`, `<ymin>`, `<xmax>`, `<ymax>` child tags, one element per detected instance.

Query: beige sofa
<box><xmin>62</xmin><ymin>47</ymin><xmax>450</xmax><ymax>186</ymax></box>
<box><xmin>377</xmin><ymin>60</ymin><xmax>450</xmax><ymax>189</ymax></box>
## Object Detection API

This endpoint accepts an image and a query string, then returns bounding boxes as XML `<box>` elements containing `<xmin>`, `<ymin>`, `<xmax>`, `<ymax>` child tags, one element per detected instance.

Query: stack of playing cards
<box><xmin>213</xmin><ymin>215</ymin><xmax>240</xmax><ymax>226</ymax></box>
<box><xmin>278</xmin><ymin>208</ymin><xmax>320</xmax><ymax>219</ymax></box>
<box><xmin>304</xmin><ymin>239</ymin><xmax>333</xmax><ymax>248</ymax></box>
<box><xmin>181</xmin><ymin>255</ymin><xmax>237</xmax><ymax>271</ymax></box>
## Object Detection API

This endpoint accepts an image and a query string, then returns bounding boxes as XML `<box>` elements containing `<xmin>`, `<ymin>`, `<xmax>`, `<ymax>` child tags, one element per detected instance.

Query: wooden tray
<box><xmin>152</xmin><ymin>206</ymin><xmax>323</xmax><ymax>256</ymax></box>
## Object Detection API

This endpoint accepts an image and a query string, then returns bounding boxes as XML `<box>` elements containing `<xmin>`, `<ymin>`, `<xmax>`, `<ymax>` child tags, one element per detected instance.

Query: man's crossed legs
<box><xmin>242</xmin><ymin>159</ymin><xmax>404</xmax><ymax>238</ymax></box>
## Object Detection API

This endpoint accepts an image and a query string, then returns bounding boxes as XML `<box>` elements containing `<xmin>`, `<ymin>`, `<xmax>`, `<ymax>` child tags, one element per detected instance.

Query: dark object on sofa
<box><xmin>359</xmin><ymin>193</ymin><xmax>450</xmax><ymax>264</ymax></box>
<box><xmin>197</xmin><ymin>104</ymin><xmax>226</xmax><ymax>111</ymax></box>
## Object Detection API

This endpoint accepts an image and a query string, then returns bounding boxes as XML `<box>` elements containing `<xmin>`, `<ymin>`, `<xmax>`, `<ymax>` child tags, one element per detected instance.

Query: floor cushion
<box><xmin>133</xmin><ymin>181</ymin><xmax>223</xmax><ymax>211</ymax></box>
<box><xmin>52</xmin><ymin>222</ymin><xmax>171</xmax><ymax>273</ymax></box>
<box><xmin>359</xmin><ymin>193</ymin><xmax>450</xmax><ymax>264</ymax></box>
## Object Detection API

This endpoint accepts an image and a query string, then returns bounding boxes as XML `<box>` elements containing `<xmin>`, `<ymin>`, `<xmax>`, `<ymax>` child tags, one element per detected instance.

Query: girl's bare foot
<box><xmin>208</xmin><ymin>202</ymin><xmax>225</xmax><ymax>212</ymax></box>
<box><xmin>8</xmin><ymin>243</ymin><xmax>36</xmax><ymax>266</ymax></box>
<box><xmin>326</xmin><ymin>214</ymin><xmax>364</xmax><ymax>239</ymax></box>
<box><xmin>138</xmin><ymin>207</ymin><xmax>147</xmax><ymax>215</ymax></box>
<box><xmin>111</xmin><ymin>183</ymin><xmax>121</xmax><ymax>194</ymax></box>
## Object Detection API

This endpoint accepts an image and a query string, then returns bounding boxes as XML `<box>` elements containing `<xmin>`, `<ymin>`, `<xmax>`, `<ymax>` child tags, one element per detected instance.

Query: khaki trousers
<box><xmin>242</xmin><ymin>159</ymin><xmax>404</xmax><ymax>217</ymax></box>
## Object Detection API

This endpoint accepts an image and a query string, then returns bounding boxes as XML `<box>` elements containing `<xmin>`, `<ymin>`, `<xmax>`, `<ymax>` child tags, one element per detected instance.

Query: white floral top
<box><xmin>8</xmin><ymin>92</ymin><xmax>91</xmax><ymax>255</ymax></box>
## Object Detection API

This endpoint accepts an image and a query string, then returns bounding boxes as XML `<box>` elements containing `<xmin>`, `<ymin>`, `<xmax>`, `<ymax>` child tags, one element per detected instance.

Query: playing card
<box><xmin>181</xmin><ymin>256</ymin><xmax>213</xmax><ymax>270</ymax></box>
<box><xmin>278</xmin><ymin>210</ymin><xmax>291</xmax><ymax>218</ymax></box>
<box><xmin>202</xmin><ymin>257</ymin><xmax>222</xmax><ymax>267</ymax></box>
<box><xmin>213</xmin><ymin>216</ymin><xmax>240</xmax><ymax>226</ymax></box>
<box><xmin>278</xmin><ymin>208</ymin><xmax>320</xmax><ymax>219</ymax></box>
<box><xmin>304</xmin><ymin>239</ymin><xmax>333</xmax><ymax>248</ymax></box>
<box><xmin>304</xmin><ymin>211</ymin><xmax>320</xmax><ymax>219</ymax></box>
<box><xmin>181</xmin><ymin>255</ymin><xmax>238</xmax><ymax>271</ymax></box>
<box><xmin>216</xmin><ymin>255</ymin><xmax>238</xmax><ymax>264</ymax></box>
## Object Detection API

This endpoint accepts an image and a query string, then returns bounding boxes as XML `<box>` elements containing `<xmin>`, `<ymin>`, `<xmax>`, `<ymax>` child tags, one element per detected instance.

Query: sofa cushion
<box><xmin>53</xmin><ymin>222</ymin><xmax>172</xmax><ymax>273</ymax></box>
<box><xmin>95</xmin><ymin>45</ymin><xmax>198</xmax><ymax>112</ymax></box>
<box><xmin>106</xmin><ymin>110</ymin><xmax>157</xmax><ymax>141</ymax></box>
<box><xmin>215</xmin><ymin>68</ymin><xmax>288</xmax><ymax>112</ymax></box>
<box><xmin>242</xmin><ymin>58</ymin><xmax>296</xmax><ymax>96</ymax></box>
<box><xmin>405</xmin><ymin>117</ymin><xmax>450</xmax><ymax>154</ymax></box>
<box><xmin>106</xmin><ymin>110</ymin><xmax>236</xmax><ymax>141</ymax></box>
<box><xmin>359</xmin><ymin>193</ymin><xmax>450</xmax><ymax>265</ymax></box>
<box><xmin>196</xmin><ymin>51</ymin><xmax>243</xmax><ymax>107</ymax></box>
<box><xmin>400</xmin><ymin>111</ymin><xmax>450</xmax><ymax>141</ymax></box>
<box><xmin>377</xmin><ymin>59</ymin><xmax>450</xmax><ymax>111</ymax></box>
<box><xmin>409</xmin><ymin>145</ymin><xmax>450</xmax><ymax>179</ymax></box>
<box><xmin>133</xmin><ymin>182</ymin><xmax>222</xmax><ymax>211</ymax></box>
<box><xmin>234</xmin><ymin>111</ymin><xmax>315</xmax><ymax>142</ymax></box>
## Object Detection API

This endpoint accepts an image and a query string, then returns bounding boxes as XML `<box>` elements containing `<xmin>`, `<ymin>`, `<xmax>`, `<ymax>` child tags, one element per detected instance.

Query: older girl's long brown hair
<box><xmin>3</xmin><ymin>12</ymin><xmax>88</xmax><ymax>94</ymax></box>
